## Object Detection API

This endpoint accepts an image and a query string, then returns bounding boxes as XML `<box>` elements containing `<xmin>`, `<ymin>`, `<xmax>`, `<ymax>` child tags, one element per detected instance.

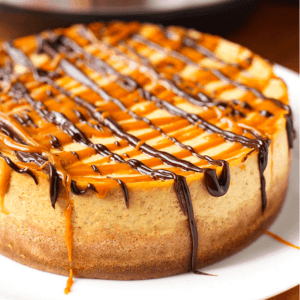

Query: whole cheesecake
<box><xmin>0</xmin><ymin>21</ymin><xmax>294</xmax><ymax>281</ymax></box>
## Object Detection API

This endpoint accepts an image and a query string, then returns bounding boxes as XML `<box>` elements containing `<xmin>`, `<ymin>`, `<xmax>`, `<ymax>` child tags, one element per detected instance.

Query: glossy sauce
<box><xmin>263</xmin><ymin>230</ymin><xmax>300</xmax><ymax>250</ymax></box>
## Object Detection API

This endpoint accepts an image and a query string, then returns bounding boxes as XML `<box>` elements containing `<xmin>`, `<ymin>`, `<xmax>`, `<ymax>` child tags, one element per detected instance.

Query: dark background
<box><xmin>0</xmin><ymin>0</ymin><xmax>298</xmax><ymax>298</ymax></box>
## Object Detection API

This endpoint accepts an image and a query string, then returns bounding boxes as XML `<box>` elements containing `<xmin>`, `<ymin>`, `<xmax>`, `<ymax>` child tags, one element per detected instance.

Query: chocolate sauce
<box><xmin>72</xmin><ymin>109</ymin><xmax>87</xmax><ymax>122</ymax></box>
<box><xmin>241</xmin><ymin>102</ymin><xmax>252</xmax><ymax>110</ymax></box>
<box><xmin>70</xmin><ymin>180</ymin><xmax>97</xmax><ymax>195</ymax></box>
<box><xmin>5</xmin><ymin>54</ymin><xmax>204</xmax><ymax>274</ymax></box>
<box><xmin>107</xmin><ymin>176</ymin><xmax>129</xmax><ymax>208</ymax></box>
<box><xmin>5</xmin><ymin>41</ymin><xmax>270</xmax><ymax>214</ymax></box>
<box><xmin>0</xmin><ymin>152</ymin><xmax>37</xmax><ymax>184</ymax></box>
<box><xmin>0</xmin><ymin>119</ymin><xmax>61</xmax><ymax>206</ymax></box>
<box><xmin>71</xmin><ymin>151</ymin><xmax>80</xmax><ymax>160</ymax></box>
<box><xmin>13</xmin><ymin>114</ymin><xmax>28</xmax><ymax>127</ymax></box>
<box><xmin>259</xmin><ymin>110</ymin><xmax>273</xmax><ymax>118</ymax></box>
<box><xmin>120</xmin><ymin>34</ymin><xmax>246</xmax><ymax>117</ymax></box>
<box><xmin>46</xmin><ymin>89</ymin><xmax>54</xmax><ymax>98</ymax></box>
<box><xmin>91</xmin><ymin>164</ymin><xmax>101</xmax><ymax>175</ymax></box>
<box><xmin>114</xmin><ymin>141</ymin><xmax>120</xmax><ymax>147</ymax></box>
<box><xmin>7</xmin><ymin>80</ymin><xmax>198</xmax><ymax>221</ymax></box>
<box><xmin>0</xmin><ymin>62</ymin><xmax>13</xmax><ymax>87</ymax></box>
<box><xmin>73</xmin><ymin>108</ymin><xmax>103</xmax><ymax>131</ymax></box>
<box><xmin>49</xmin><ymin>134</ymin><xmax>63</xmax><ymax>150</ymax></box>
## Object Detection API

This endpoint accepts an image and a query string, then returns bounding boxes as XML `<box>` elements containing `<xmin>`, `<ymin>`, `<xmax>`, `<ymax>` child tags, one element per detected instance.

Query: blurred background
<box><xmin>0</xmin><ymin>0</ymin><xmax>298</xmax><ymax>299</ymax></box>
<box><xmin>0</xmin><ymin>0</ymin><xmax>298</xmax><ymax>72</ymax></box>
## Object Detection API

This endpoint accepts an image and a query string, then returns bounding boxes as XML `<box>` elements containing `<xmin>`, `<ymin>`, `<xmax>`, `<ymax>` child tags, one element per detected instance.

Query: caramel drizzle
<box><xmin>64</xmin><ymin>269</ymin><xmax>73</xmax><ymax>295</ymax></box>
<box><xmin>0</xmin><ymin>157</ymin><xmax>12</xmax><ymax>214</ymax></box>
<box><xmin>262</xmin><ymin>230</ymin><xmax>300</xmax><ymax>250</ymax></box>
<box><xmin>64</xmin><ymin>197</ymin><xmax>74</xmax><ymax>294</ymax></box>
<box><xmin>179</xmin><ymin>34</ymin><xmax>246</xmax><ymax>70</ymax></box>
<box><xmin>2</xmin><ymin>54</ymin><xmax>192</xmax><ymax>218</ymax></box>
<box><xmin>0</xmin><ymin>111</ymin><xmax>94</xmax><ymax>207</ymax></box>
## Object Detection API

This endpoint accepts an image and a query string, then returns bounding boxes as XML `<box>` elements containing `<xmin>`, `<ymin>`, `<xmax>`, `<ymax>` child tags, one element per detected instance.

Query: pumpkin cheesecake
<box><xmin>0</xmin><ymin>21</ymin><xmax>294</xmax><ymax>282</ymax></box>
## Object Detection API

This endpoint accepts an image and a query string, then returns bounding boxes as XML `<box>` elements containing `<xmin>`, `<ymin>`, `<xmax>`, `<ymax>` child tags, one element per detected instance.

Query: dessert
<box><xmin>0</xmin><ymin>21</ymin><xmax>294</xmax><ymax>286</ymax></box>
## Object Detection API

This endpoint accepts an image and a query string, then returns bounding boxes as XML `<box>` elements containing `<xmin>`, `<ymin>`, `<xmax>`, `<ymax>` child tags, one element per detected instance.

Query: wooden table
<box><xmin>0</xmin><ymin>0</ymin><xmax>298</xmax><ymax>299</ymax></box>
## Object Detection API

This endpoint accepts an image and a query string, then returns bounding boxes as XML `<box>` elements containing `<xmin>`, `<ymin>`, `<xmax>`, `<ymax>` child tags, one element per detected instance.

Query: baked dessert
<box><xmin>0</xmin><ymin>21</ymin><xmax>294</xmax><ymax>291</ymax></box>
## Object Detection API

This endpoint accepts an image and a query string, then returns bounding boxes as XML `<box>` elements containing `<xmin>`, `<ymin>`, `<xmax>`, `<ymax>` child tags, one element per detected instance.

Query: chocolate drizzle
<box><xmin>70</xmin><ymin>181</ymin><xmax>97</xmax><ymax>195</ymax></box>
<box><xmin>6</xmin><ymin>79</ymin><xmax>203</xmax><ymax>241</ymax></box>
<box><xmin>0</xmin><ymin>152</ymin><xmax>37</xmax><ymax>184</ymax></box>
<box><xmin>71</xmin><ymin>151</ymin><xmax>80</xmax><ymax>160</ymax></box>
<box><xmin>106</xmin><ymin>176</ymin><xmax>129</xmax><ymax>208</ymax></box>
<box><xmin>49</xmin><ymin>134</ymin><xmax>63</xmax><ymax>150</ymax></box>
<box><xmin>180</xmin><ymin>35</ymin><xmax>242</xmax><ymax>69</ymax></box>
<box><xmin>0</xmin><ymin>120</ymin><xmax>61</xmax><ymax>206</ymax></box>
<box><xmin>91</xmin><ymin>164</ymin><xmax>101</xmax><ymax>175</ymax></box>
<box><xmin>259</xmin><ymin>110</ymin><xmax>273</xmax><ymax>118</ymax></box>
<box><xmin>77</xmin><ymin>30</ymin><xmax>246</xmax><ymax>118</ymax></box>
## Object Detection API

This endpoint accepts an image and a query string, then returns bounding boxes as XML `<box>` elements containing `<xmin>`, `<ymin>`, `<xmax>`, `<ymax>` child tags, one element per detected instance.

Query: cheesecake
<box><xmin>0</xmin><ymin>21</ymin><xmax>294</xmax><ymax>282</ymax></box>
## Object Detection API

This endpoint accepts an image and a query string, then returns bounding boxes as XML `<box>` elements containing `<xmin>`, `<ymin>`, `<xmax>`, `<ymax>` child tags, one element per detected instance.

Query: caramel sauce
<box><xmin>263</xmin><ymin>230</ymin><xmax>300</xmax><ymax>250</ymax></box>
<box><xmin>0</xmin><ymin>158</ymin><xmax>11</xmax><ymax>214</ymax></box>
<box><xmin>135</xmin><ymin>140</ymin><xmax>144</xmax><ymax>151</ymax></box>
<box><xmin>64</xmin><ymin>269</ymin><xmax>74</xmax><ymax>295</ymax></box>
<box><xmin>64</xmin><ymin>191</ymin><xmax>74</xmax><ymax>294</ymax></box>
<box><xmin>64</xmin><ymin>202</ymin><xmax>73</xmax><ymax>262</ymax></box>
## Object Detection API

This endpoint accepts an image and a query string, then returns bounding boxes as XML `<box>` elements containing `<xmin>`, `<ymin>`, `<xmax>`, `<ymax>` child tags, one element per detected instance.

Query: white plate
<box><xmin>0</xmin><ymin>65</ymin><xmax>299</xmax><ymax>300</ymax></box>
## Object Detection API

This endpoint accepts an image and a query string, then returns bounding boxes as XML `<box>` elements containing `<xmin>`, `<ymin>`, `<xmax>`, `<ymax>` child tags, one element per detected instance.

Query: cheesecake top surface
<box><xmin>0</xmin><ymin>21</ymin><xmax>294</xmax><ymax>210</ymax></box>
